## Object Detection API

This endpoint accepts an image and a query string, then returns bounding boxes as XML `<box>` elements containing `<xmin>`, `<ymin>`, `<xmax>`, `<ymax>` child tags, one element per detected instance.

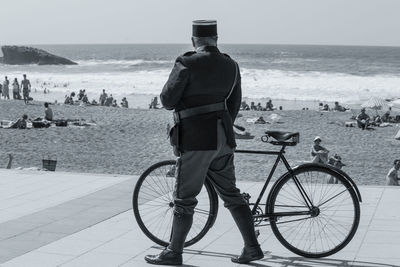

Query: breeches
<box><xmin>173</xmin><ymin>120</ymin><xmax>247</xmax><ymax>215</ymax></box>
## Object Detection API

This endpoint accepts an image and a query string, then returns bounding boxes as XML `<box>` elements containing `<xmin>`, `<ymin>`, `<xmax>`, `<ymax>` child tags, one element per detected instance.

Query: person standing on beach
<box><xmin>12</xmin><ymin>78</ymin><xmax>21</xmax><ymax>100</ymax></box>
<box><xmin>386</xmin><ymin>160</ymin><xmax>400</xmax><ymax>186</ymax></box>
<box><xmin>2</xmin><ymin>76</ymin><xmax>10</xmax><ymax>99</ymax></box>
<box><xmin>99</xmin><ymin>89</ymin><xmax>107</xmax><ymax>106</ymax></box>
<box><xmin>21</xmin><ymin>74</ymin><xmax>31</xmax><ymax>104</ymax></box>
<box><xmin>145</xmin><ymin>20</ymin><xmax>263</xmax><ymax>265</ymax></box>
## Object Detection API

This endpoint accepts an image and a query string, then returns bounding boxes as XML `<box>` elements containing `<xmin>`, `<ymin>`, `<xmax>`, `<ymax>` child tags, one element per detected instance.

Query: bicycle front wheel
<box><xmin>268</xmin><ymin>165</ymin><xmax>360</xmax><ymax>258</ymax></box>
<box><xmin>133</xmin><ymin>160</ymin><xmax>218</xmax><ymax>247</ymax></box>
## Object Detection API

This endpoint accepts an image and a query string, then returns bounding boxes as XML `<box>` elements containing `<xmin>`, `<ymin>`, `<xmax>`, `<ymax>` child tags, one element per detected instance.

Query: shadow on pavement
<box><xmin>161</xmin><ymin>247</ymin><xmax>399</xmax><ymax>267</ymax></box>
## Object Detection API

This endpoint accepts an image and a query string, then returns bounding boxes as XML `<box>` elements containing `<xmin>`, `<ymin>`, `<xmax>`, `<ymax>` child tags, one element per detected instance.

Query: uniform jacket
<box><xmin>160</xmin><ymin>46</ymin><xmax>242</xmax><ymax>151</ymax></box>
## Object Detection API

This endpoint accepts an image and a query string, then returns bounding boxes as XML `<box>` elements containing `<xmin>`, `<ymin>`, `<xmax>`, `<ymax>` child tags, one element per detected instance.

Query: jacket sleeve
<box><xmin>226</xmin><ymin>64</ymin><xmax>242</xmax><ymax>121</ymax></box>
<box><xmin>160</xmin><ymin>57</ymin><xmax>189</xmax><ymax>110</ymax></box>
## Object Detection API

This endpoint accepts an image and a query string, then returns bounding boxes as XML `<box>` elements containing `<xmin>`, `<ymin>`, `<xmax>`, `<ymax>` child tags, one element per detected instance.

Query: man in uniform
<box><xmin>145</xmin><ymin>20</ymin><xmax>263</xmax><ymax>265</ymax></box>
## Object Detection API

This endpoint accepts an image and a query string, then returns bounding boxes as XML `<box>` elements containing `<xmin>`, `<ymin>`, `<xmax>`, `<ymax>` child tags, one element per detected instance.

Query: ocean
<box><xmin>1</xmin><ymin>44</ymin><xmax>399</xmax><ymax>104</ymax></box>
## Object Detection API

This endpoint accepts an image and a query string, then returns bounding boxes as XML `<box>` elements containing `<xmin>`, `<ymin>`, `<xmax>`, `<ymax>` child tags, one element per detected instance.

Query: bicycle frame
<box><xmin>235</xmin><ymin>145</ymin><xmax>315</xmax><ymax>220</ymax></box>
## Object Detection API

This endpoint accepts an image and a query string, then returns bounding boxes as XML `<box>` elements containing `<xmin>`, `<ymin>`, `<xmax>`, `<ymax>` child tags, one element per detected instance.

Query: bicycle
<box><xmin>133</xmin><ymin>131</ymin><xmax>361</xmax><ymax>258</ymax></box>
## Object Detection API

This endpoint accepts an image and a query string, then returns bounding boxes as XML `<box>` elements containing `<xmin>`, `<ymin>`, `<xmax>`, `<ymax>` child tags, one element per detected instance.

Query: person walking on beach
<box><xmin>12</xmin><ymin>78</ymin><xmax>21</xmax><ymax>100</ymax></box>
<box><xmin>386</xmin><ymin>159</ymin><xmax>400</xmax><ymax>186</ymax></box>
<box><xmin>311</xmin><ymin>136</ymin><xmax>329</xmax><ymax>164</ymax></box>
<box><xmin>21</xmin><ymin>74</ymin><xmax>31</xmax><ymax>104</ymax></box>
<box><xmin>145</xmin><ymin>20</ymin><xmax>263</xmax><ymax>265</ymax></box>
<box><xmin>2</xmin><ymin>76</ymin><xmax>10</xmax><ymax>99</ymax></box>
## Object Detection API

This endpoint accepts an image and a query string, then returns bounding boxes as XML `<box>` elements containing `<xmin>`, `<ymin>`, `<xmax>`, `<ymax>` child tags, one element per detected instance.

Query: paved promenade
<box><xmin>0</xmin><ymin>169</ymin><xmax>399</xmax><ymax>267</ymax></box>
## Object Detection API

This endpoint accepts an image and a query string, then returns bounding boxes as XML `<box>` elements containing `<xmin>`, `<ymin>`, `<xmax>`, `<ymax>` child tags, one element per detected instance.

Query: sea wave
<box><xmin>3</xmin><ymin>67</ymin><xmax>400</xmax><ymax>104</ymax></box>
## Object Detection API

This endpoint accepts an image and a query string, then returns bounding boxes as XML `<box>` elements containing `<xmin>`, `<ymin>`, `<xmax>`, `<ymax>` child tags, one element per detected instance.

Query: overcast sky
<box><xmin>1</xmin><ymin>0</ymin><xmax>399</xmax><ymax>46</ymax></box>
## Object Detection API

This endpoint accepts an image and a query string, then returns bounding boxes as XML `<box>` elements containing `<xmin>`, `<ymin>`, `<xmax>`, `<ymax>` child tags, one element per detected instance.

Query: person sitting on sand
<box><xmin>240</xmin><ymin>101</ymin><xmax>250</xmax><ymax>110</ymax></box>
<box><xmin>99</xmin><ymin>89</ymin><xmax>108</xmax><ymax>106</ymax></box>
<box><xmin>327</xmin><ymin>154</ymin><xmax>346</xmax><ymax>183</ymax></box>
<box><xmin>254</xmin><ymin>116</ymin><xmax>266</xmax><ymax>124</ymax></box>
<box><xmin>311</xmin><ymin>136</ymin><xmax>329</xmax><ymax>164</ymax></box>
<box><xmin>333</xmin><ymin>101</ymin><xmax>347</xmax><ymax>112</ymax></box>
<box><xmin>105</xmin><ymin>94</ymin><xmax>114</xmax><ymax>106</ymax></box>
<box><xmin>265</xmin><ymin>100</ymin><xmax>274</xmax><ymax>111</ymax></box>
<box><xmin>386</xmin><ymin>159</ymin><xmax>400</xmax><ymax>186</ymax></box>
<box><xmin>121</xmin><ymin>97</ymin><xmax>129</xmax><ymax>108</ymax></box>
<box><xmin>250</xmin><ymin>102</ymin><xmax>256</xmax><ymax>110</ymax></box>
<box><xmin>44</xmin><ymin>102</ymin><xmax>53</xmax><ymax>121</ymax></box>
<box><xmin>318</xmin><ymin>102</ymin><xmax>324</xmax><ymax>111</ymax></box>
<box><xmin>82</xmin><ymin>94</ymin><xmax>89</xmax><ymax>104</ymax></box>
<box><xmin>356</xmin><ymin>108</ymin><xmax>370</xmax><ymax>130</ymax></box>
<box><xmin>10</xmin><ymin>114</ymin><xmax>28</xmax><ymax>129</ymax></box>
<box><xmin>78</xmin><ymin>89</ymin><xmax>85</xmax><ymax>101</ymax></box>
<box><xmin>323</xmin><ymin>104</ymin><xmax>329</xmax><ymax>111</ymax></box>
<box><xmin>256</xmin><ymin>102</ymin><xmax>263</xmax><ymax>111</ymax></box>
<box><xmin>149</xmin><ymin>97</ymin><xmax>160</xmax><ymax>109</ymax></box>
<box><xmin>112</xmin><ymin>99</ymin><xmax>118</xmax><ymax>107</ymax></box>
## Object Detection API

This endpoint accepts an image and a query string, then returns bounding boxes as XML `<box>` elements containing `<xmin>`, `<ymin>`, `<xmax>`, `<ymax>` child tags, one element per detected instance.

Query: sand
<box><xmin>0</xmin><ymin>98</ymin><xmax>399</xmax><ymax>185</ymax></box>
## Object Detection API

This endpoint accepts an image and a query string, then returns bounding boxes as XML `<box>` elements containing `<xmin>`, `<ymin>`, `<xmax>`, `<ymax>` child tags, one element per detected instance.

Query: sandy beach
<box><xmin>0</xmin><ymin>97</ymin><xmax>398</xmax><ymax>186</ymax></box>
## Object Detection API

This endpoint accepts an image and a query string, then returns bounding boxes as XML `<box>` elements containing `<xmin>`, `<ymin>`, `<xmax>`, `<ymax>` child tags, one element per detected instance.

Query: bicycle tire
<box><xmin>133</xmin><ymin>160</ymin><xmax>218</xmax><ymax>247</ymax></box>
<box><xmin>268</xmin><ymin>164</ymin><xmax>360</xmax><ymax>258</ymax></box>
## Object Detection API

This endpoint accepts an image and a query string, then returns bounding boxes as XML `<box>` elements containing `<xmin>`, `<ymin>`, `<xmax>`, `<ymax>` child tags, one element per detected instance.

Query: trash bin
<box><xmin>42</xmin><ymin>158</ymin><xmax>57</xmax><ymax>171</ymax></box>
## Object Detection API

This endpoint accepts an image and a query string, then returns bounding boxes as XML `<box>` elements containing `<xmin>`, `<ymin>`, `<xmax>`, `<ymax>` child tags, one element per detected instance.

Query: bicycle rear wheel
<box><xmin>133</xmin><ymin>160</ymin><xmax>218</xmax><ymax>247</ymax></box>
<box><xmin>268</xmin><ymin>165</ymin><xmax>360</xmax><ymax>258</ymax></box>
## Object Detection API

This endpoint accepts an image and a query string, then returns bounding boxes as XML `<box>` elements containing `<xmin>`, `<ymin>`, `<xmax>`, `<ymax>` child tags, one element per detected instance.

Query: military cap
<box><xmin>192</xmin><ymin>20</ymin><xmax>217</xmax><ymax>37</ymax></box>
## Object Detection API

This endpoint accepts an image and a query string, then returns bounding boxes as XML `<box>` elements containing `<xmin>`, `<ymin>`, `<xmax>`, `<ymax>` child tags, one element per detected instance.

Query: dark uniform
<box><xmin>145</xmin><ymin>20</ymin><xmax>263</xmax><ymax>265</ymax></box>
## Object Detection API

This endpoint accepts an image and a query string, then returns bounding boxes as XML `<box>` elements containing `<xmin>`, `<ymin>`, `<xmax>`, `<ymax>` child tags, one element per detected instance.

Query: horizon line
<box><xmin>1</xmin><ymin>42</ymin><xmax>400</xmax><ymax>48</ymax></box>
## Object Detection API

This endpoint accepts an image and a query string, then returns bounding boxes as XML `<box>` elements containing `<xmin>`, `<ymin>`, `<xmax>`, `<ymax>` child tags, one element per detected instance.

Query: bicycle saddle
<box><xmin>265</xmin><ymin>131</ymin><xmax>299</xmax><ymax>142</ymax></box>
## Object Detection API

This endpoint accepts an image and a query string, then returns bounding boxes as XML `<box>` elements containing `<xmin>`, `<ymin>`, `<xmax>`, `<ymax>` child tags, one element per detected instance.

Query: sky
<box><xmin>0</xmin><ymin>0</ymin><xmax>399</xmax><ymax>46</ymax></box>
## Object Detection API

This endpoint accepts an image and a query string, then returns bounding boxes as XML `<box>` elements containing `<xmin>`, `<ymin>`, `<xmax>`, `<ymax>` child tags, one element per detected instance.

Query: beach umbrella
<box><xmin>361</xmin><ymin>97</ymin><xmax>390</xmax><ymax>111</ymax></box>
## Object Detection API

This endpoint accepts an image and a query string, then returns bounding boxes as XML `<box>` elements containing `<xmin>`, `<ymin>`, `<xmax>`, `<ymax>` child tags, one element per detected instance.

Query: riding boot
<box><xmin>229</xmin><ymin>205</ymin><xmax>264</xmax><ymax>263</ymax></box>
<box><xmin>144</xmin><ymin>212</ymin><xmax>193</xmax><ymax>265</ymax></box>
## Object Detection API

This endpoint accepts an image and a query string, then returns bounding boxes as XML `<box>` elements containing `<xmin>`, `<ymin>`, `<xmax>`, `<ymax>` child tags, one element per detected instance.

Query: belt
<box><xmin>173</xmin><ymin>102</ymin><xmax>227</xmax><ymax>123</ymax></box>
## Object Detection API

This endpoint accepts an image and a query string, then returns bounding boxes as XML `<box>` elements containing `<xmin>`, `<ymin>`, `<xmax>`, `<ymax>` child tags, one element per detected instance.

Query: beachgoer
<box><xmin>318</xmin><ymin>102</ymin><xmax>324</xmax><ymax>111</ymax></box>
<box><xmin>145</xmin><ymin>20</ymin><xmax>262</xmax><ymax>265</ymax></box>
<box><xmin>2</xmin><ymin>76</ymin><xmax>10</xmax><ymax>100</ymax></box>
<box><xmin>311</xmin><ymin>136</ymin><xmax>329</xmax><ymax>164</ymax></box>
<box><xmin>121</xmin><ymin>97</ymin><xmax>129</xmax><ymax>108</ymax></box>
<box><xmin>99</xmin><ymin>89</ymin><xmax>107</xmax><ymax>106</ymax></box>
<box><xmin>323</xmin><ymin>104</ymin><xmax>329</xmax><ymax>111</ymax></box>
<box><xmin>333</xmin><ymin>101</ymin><xmax>347</xmax><ymax>112</ymax></box>
<box><xmin>21</xmin><ymin>74</ymin><xmax>31</xmax><ymax>104</ymax></box>
<box><xmin>266</xmin><ymin>100</ymin><xmax>274</xmax><ymax>111</ymax></box>
<box><xmin>386</xmin><ymin>159</ymin><xmax>400</xmax><ymax>186</ymax></box>
<box><xmin>250</xmin><ymin>102</ymin><xmax>256</xmax><ymax>110</ymax></box>
<box><xmin>10</xmin><ymin>114</ymin><xmax>28</xmax><ymax>129</ymax></box>
<box><xmin>112</xmin><ymin>99</ymin><xmax>118</xmax><ymax>107</ymax></box>
<box><xmin>82</xmin><ymin>94</ymin><xmax>89</xmax><ymax>104</ymax></box>
<box><xmin>105</xmin><ymin>94</ymin><xmax>113</xmax><ymax>106</ymax></box>
<box><xmin>12</xmin><ymin>78</ymin><xmax>21</xmax><ymax>100</ymax></box>
<box><xmin>78</xmin><ymin>89</ymin><xmax>85</xmax><ymax>100</ymax></box>
<box><xmin>149</xmin><ymin>97</ymin><xmax>160</xmax><ymax>109</ymax></box>
<box><xmin>44</xmin><ymin>102</ymin><xmax>53</xmax><ymax>121</ymax></box>
<box><xmin>356</xmin><ymin>108</ymin><xmax>370</xmax><ymax>130</ymax></box>
<box><xmin>240</xmin><ymin>101</ymin><xmax>250</xmax><ymax>110</ymax></box>
<box><xmin>327</xmin><ymin>154</ymin><xmax>346</xmax><ymax>183</ymax></box>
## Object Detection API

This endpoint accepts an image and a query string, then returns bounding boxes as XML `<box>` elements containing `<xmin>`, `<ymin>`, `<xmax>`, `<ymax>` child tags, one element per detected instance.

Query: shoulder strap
<box><xmin>225</xmin><ymin>62</ymin><xmax>238</xmax><ymax>101</ymax></box>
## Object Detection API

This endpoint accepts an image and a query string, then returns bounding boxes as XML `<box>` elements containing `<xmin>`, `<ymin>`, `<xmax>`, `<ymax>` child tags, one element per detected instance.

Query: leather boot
<box><xmin>168</xmin><ymin>212</ymin><xmax>193</xmax><ymax>253</ymax></box>
<box><xmin>144</xmin><ymin>212</ymin><xmax>193</xmax><ymax>265</ymax></box>
<box><xmin>144</xmin><ymin>248</ymin><xmax>182</xmax><ymax>265</ymax></box>
<box><xmin>229</xmin><ymin>205</ymin><xmax>264</xmax><ymax>263</ymax></box>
